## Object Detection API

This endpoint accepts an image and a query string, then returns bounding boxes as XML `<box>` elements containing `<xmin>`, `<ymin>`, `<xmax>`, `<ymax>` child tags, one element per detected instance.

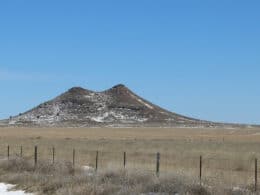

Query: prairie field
<box><xmin>1</xmin><ymin>127</ymin><xmax>260</xmax><ymax>194</ymax></box>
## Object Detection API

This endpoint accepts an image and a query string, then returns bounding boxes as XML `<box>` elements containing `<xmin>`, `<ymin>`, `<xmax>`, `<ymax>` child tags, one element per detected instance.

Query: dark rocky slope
<box><xmin>0</xmin><ymin>84</ymin><xmax>245</xmax><ymax>127</ymax></box>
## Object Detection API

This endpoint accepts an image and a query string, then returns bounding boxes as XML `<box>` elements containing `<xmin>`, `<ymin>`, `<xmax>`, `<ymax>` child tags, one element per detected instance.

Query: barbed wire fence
<box><xmin>1</xmin><ymin>145</ymin><xmax>259</xmax><ymax>191</ymax></box>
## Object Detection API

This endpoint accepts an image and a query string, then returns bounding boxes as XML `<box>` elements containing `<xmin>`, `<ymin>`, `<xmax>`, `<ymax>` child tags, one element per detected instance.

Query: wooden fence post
<box><xmin>73</xmin><ymin>149</ymin><xmax>75</xmax><ymax>167</ymax></box>
<box><xmin>156</xmin><ymin>152</ymin><xmax>160</xmax><ymax>177</ymax></box>
<box><xmin>255</xmin><ymin>158</ymin><xmax>258</xmax><ymax>191</ymax></box>
<box><xmin>7</xmin><ymin>145</ymin><xmax>10</xmax><ymax>160</ymax></box>
<box><xmin>52</xmin><ymin>147</ymin><xmax>55</xmax><ymax>164</ymax></box>
<box><xmin>123</xmin><ymin>152</ymin><xmax>126</xmax><ymax>168</ymax></box>
<box><xmin>200</xmin><ymin>155</ymin><xmax>202</xmax><ymax>185</ymax></box>
<box><xmin>34</xmin><ymin>146</ymin><xmax>38</xmax><ymax>167</ymax></box>
<box><xmin>20</xmin><ymin>146</ymin><xmax>23</xmax><ymax>158</ymax></box>
<box><xmin>96</xmin><ymin>151</ymin><xmax>99</xmax><ymax>172</ymax></box>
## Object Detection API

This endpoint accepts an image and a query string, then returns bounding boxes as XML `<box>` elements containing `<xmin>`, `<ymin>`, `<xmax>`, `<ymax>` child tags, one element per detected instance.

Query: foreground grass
<box><xmin>1</xmin><ymin>127</ymin><xmax>260</xmax><ymax>194</ymax></box>
<box><xmin>0</xmin><ymin>158</ymin><xmax>258</xmax><ymax>195</ymax></box>
<box><xmin>1</xmin><ymin>127</ymin><xmax>260</xmax><ymax>188</ymax></box>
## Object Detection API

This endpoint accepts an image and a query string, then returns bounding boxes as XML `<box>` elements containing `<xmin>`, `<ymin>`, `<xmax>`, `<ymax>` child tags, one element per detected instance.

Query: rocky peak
<box><xmin>112</xmin><ymin>84</ymin><xmax>127</xmax><ymax>89</ymax></box>
<box><xmin>67</xmin><ymin>87</ymin><xmax>89</xmax><ymax>94</ymax></box>
<box><xmin>106</xmin><ymin>84</ymin><xmax>131</xmax><ymax>95</ymax></box>
<box><xmin>4</xmin><ymin>84</ymin><xmax>214</xmax><ymax>127</ymax></box>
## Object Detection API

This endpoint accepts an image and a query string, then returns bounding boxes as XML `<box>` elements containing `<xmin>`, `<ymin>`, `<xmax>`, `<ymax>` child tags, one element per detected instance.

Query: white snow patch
<box><xmin>82</xmin><ymin>165</ymin><xmax>94</xmax><ymax>171</ymax></box>
<box><xmin>136</xmin><ymin>118</ymin><xmax>148</xmax><ymax>122</ymax></box>
<box><xmin>89</xmin><ymin>111</ymin><xmax>148</xmax><ymax>123</ymax></box>
<box><xmin>84</xmin><ymin>93</ymin><xmax>95</xmax><ymax>99</ymax></box>
<box><xmin>82</xmin><ymin>165</ymin><xmax>95</xmax><ymax>176</ymax></box>
<box><xmin>8</xmin><ymin>120</ymin><xmax>16</xmax><ymax>125</ymax></box>
<box><xmin>91</xmin><ymin>116</ymin><xmax>104</xmax><ymax>122</ymax></box>
<box><xmin>90</xmin><ymin>112</ymin><xmax>110</xmax><ymax>122</ymax></box>
<box><xmin>130</xmin><ymin>94</ymin><xmax>154</xmax><ymax>109</ymax></box>
<box><xmin>52</xmin><ymin>104</ymin><xmax>60</xmax><ymax>113</ymax></box>
<box><xmin>0</xmin><ymin>183</ymin><xmax>33</xmax><ymax>195</ymax></box>
<box><xmin>109</xmin><ymin>111</ymin><xmax>126</xmax><ymax>120</ymax></box>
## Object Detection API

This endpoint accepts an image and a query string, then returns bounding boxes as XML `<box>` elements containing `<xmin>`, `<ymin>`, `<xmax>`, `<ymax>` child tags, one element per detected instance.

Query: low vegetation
<box><xmin>0</xmin><ymin>157</ymin><xmax>213</xmax><ymax>195</ymax></box>
<box><xmin>0</xmin><ymin>157</ymin><xmax>257</xmax><ymax>195</ymax></box>
<box><xmin>0</xmin><ymin>127</ymin><xmax>260</xmax><ymax>194</ymax></box>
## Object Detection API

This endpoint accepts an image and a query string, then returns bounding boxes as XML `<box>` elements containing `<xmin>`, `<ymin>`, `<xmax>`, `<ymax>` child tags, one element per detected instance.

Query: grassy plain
<box><xmin>0</xmin><ymin>127</ymin><xmax>260</xmax><ymax>194</ymax></box>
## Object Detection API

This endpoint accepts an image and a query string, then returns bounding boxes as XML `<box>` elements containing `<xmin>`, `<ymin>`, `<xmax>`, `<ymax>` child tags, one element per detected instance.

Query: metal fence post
<box><xmin>52</xmin><ymin>147</ymin><xmax>55</xmax><ymax>164</ymax></box>
<box><xmin>73</xmin><ymin>149</ymin><xmax>75</xmax><ymax>167</ymax></box>
<box><xmin>20</xmin><ymin>146</ymin><xmax>23</xmax><ymax>158</ymax></box>
<box><xmin>200</xmin><ymin>155</ymin><xmax>202</xmax><ymax>185</ymax></box>
<box><xmin>124</xmin><ymin>152</ymin><xmax>126</xmax><ymax>168</ymax></box>
<box><xmin>7</xmin><ymin>145</ymin><xmax>10</xmax><ymax>160</ymax></box>
<box><xmin>255</xmin><ymin>158</ymin><xmax>258</xmax><ymax>192</ymax></box>
<box><xmin>96</xmin><ymin>151</ymin><xmax>99</xmax><ymax>172</ymax></box>
<box><xmin>156</xmin><ymin>152</ymin><xmax>160</xmax><ymax>177</ymax></box>
<box><xmin>34</xmin><ymin>146</ymin><xmax>38</xmax><ymax>167</ymax></box>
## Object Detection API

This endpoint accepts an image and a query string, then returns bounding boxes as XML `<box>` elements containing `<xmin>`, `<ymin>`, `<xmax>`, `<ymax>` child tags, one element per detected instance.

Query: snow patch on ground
<box><xmin>82</xmin><ymin>165</ymin><xmax>95</xmax><ymax>176</ymax></box>
<box><xmin>0</xmin><ymin>183</ymin><xmax>33</xmax><ymax>195</ymax></box>
<box><xmin>82</xmin><ymin>165</ymin><xmax>94</xmax><ymax>171</ymax></box>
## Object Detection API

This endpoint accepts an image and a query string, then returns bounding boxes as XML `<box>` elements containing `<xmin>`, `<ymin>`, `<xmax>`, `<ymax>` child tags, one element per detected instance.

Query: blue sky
<box><xmin>0</xmin><ymin>0</ymin><xmax>260</xmax><ymax>124</ymax></box>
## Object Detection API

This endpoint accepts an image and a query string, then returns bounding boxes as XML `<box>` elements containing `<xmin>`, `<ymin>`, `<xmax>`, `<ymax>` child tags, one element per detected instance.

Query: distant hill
<box><xmin>0</xmin><ymin>84</ymin><xmax>250</xmax><ymax>128</ymax></box>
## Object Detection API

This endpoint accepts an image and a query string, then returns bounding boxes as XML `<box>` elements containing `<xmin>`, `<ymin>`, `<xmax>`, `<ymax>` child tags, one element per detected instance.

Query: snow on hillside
<box><xmin>4</xmin><ymin>84</ymin><xmax>215</xmax><ymax>127</ymax></box>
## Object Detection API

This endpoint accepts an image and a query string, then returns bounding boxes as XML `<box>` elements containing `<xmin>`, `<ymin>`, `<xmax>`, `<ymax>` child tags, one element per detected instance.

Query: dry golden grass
<box><xmin>0</xmin><ymin>157</ymin><xmax>212</xmax><ymax>195</ymax></box>
<box><xmin>1</xmin><ymin>127</ymin><xmax>260</xmax><ymax>190</ymax></box>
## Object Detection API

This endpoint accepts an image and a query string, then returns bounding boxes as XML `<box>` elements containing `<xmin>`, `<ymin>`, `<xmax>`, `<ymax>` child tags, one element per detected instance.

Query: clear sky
<box><xmin>0</xmin><ymin>0</ymin><xmax>259</xmax><ymax>124</ymax></box>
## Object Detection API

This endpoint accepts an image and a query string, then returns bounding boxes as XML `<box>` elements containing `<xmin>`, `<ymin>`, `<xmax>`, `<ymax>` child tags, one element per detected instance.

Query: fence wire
<box><xmin>1</xmin><ymin>144</ymin><xmax>259</xmax><ymax>189</ymax></box>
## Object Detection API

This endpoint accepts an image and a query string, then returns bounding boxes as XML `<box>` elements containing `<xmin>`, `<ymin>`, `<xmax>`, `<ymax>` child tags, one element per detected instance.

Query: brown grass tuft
<box><xmin>0</xmin><ymin>158</ymin><xmax>214</xmax><ymax>195</ymax></box>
